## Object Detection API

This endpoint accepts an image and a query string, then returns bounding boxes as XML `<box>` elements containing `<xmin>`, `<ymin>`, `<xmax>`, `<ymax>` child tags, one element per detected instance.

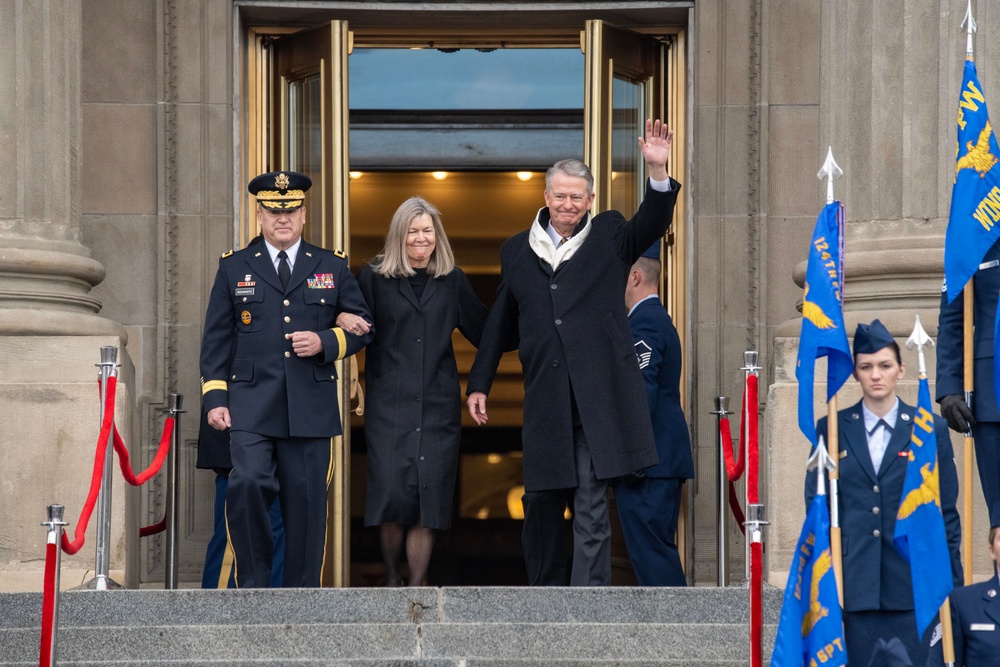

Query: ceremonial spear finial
<box><xmin>817</xmin><ymin>146</ymin><xmax>843</xmax><ymax>205</ymax></box>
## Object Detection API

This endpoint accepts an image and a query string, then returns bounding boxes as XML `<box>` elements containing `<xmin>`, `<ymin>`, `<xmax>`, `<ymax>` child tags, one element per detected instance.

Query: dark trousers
<box><xmin>521</xmin><ymin>424</ymin><xmax>611</xmax><ymax>586</ymax></box>
<box><xmin>227</xmin><ymin>431</ymin><xmax>331</xmax><ymax>588</ymax></box>
<box><xmin>614</xmin><ymin>477</ymin><xmax>686</xmax><ymax>586</ymax></box>
<box><xmin>973</xmin><ymin>422</ymin><xmax>1000</xmax><ymax>512</ymax></box>
<box><xmin>202</xmin><ymin>471</ymin><xmax>285</xmax><ymax>588</ymax></box>
<box><xmin>844</xmin><ymin>609</ymin><xmax>935</xmax><ymax>667</ymax></box>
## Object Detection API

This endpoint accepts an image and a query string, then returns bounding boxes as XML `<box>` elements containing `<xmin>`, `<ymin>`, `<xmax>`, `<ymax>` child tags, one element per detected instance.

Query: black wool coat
<box><xmin>468</xmin><ymin>180</ymin><xmax>681</xmax><ymax>492</ymax></box>
<box><xmin>358</xmin><ymin>265</ymin><xmax>487</xmax><ymax>530</ymax></box>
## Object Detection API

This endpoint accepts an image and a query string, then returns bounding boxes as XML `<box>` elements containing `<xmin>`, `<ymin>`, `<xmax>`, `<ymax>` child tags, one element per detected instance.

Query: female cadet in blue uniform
<box><xmin>339</xmin><ymin>196</ymin><xmax>487</xmax><ymax>586</ymax></box>
<box><xmin>806</xmin><ymin>319</ymin><xmax>962</xmax><ymax>666</ymax></box>
<box><xmin>927</xmin><ymin>504</ymin><xmax>1000</xmax><ymax>666</ymax></box>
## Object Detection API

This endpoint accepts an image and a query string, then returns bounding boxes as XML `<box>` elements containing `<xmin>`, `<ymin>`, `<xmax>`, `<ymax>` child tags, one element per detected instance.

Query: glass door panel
<box><xmin>609</xmin><ymin>76</ymin><xmax>645</xmax><ymax>218</ymax></box>
<box><xmin>287</xmin><ymin>75</ymin><xmax>323</xmax><ymax>245</ymax></box>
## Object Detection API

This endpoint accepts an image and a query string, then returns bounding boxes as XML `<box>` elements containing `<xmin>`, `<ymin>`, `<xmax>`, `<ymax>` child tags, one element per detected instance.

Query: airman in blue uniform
<box><xmin>199</xmin><ymin>171</ymin><xmax>373</xmax><ymax>587</ymax></box>
<box><xmin>615</xmin><ymin>243</ymin><xmax>694</xmax><ymax>586</ymax></box>
<box><xmin>927</xmin><ymin>503</ymin><xmax>1000</xmax><ymax>666</ymax></box>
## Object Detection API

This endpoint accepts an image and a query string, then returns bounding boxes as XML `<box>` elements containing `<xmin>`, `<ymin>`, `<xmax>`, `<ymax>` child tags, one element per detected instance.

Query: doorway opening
<box><xmin>346</xmin><ymin>46</ymin><xmax>584</xmax><ymax>585</ymax></box>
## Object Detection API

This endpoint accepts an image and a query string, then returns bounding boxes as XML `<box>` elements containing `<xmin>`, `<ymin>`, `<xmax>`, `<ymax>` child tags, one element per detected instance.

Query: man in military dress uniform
<box><xmin>200</xmin><ymin>171</ymin><xmax>373</xmax><ymax>587</ymax></box>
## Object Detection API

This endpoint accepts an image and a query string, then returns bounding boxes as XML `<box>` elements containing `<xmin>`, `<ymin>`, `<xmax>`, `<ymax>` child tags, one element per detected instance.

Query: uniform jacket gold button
<box><xmin>283</xmin><ymin>299</ymin><xmax>290</xmax><ymax>306</ymax></box>
<box><xmin>872</xmin><ymin>507</ymin><xmax>879</xmax><ymax>515</ymax></box>
<box><xmin>284</xmin><ymin>351</ymin><xmax>291</xmax><ymax>358</ymax></box>
<box><xmin>873</xmin><ymin>529</ymin><xmax>881</xmax><ymax>538</ymax></box>
<box><xmin>284</xmin><ymin>316</ymin><xmax>290</xmax><ymax>323</ymax></box>
<box><xmin>320</xmin><ymin>298</ymin><xmax>326</xmax><ymax>304</ymax></box>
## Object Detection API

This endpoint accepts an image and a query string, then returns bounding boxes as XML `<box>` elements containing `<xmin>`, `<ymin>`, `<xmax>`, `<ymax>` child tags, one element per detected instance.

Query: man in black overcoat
<box><xmin>466</xmin><ymin>119</ymin><xmax>680</xmax><ymax>585</ymax></box>
<box><xmin>200</xmin><ymin>171</ymin><xmax>373</xmax><ymax>587</ymax></box>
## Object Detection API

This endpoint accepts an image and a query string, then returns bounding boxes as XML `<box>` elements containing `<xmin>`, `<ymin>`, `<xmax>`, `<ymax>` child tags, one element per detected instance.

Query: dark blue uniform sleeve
<box><xmin>200</xmin><ymin>256</ymin><xmax>237</xmax><ymax>411</ymax></box>
<box><xmin>316</xmin><ymin>259</ymin><xmax>373</xmax><ymax>365</ymax></box>
<box><xmin>936</xmin><ymin>286</ymin><xmax>966</xmax><ymax>403</ymax></box>
<box><xmin>630</xmin><ymin>314</ymin><xmax>662</xmax><ymax>419</ymax></box>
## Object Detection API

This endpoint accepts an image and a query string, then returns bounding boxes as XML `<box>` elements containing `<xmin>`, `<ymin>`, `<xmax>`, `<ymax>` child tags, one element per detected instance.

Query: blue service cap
<box><xmin>866</xmin><ymin>638</ymin><xmax>912</xmax><ymax>667</ymax></box>
<box><xmin>248</xmin><ymin>171</ymin><xmax>312</xmax><ymax>211</ymax></box>
<box><xmin>853</xmin><ymin>319</ymin><xmax>895</xmax><ymax>356</ymax></box>
<box><xmin>641</xmin><ymin>241</ymin><xmax>661</xmax><ymax>260</ymax></box>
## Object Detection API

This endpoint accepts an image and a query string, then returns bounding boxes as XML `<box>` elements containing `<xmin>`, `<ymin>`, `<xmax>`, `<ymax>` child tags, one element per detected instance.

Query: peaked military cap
<box><xmin>853</xmin><ymin>319</ymin><xmax>895</xmax><ymax>356</ymax></box>
<box><xmin>248</xmin><ymin>171</ymin><xmax>312</xmax><ymax>211</ymax></box>
<box><xmin>641</xmin><ymin>241</ymin><xmax>661</xmax><ymax>260</ymax></box>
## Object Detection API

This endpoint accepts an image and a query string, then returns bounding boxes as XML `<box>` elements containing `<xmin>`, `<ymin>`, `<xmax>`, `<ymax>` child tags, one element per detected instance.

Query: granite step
<box><xmin>0</xmin><ymin>586</ymin><xmax>781</xmax><ymax>665</ymax></box>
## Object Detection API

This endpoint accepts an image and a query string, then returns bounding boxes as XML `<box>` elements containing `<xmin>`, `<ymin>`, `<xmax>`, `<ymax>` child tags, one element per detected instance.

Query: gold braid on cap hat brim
<box><xmin>260</xmin><ymin>199</ymin><xmax>304</xmax><ymax>209</ymax></box>
<box><xmin>256</xmin><ymin>189</ymin><xmax>306</xmax><ymax>209</ymax></box>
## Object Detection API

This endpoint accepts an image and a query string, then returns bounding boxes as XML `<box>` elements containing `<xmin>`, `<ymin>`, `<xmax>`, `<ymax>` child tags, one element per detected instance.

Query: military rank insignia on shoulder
<box><xmin>334</xmin><ymin>249</ymin><xmax>347</xmax><ymax>259</ymax></box>
<box><xmin>221</xmin><ymin>249</ymin><xmax>234</xmax><ymax>258</ymax></box>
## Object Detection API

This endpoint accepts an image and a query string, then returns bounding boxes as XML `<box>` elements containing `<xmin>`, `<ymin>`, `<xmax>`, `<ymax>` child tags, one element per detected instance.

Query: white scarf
<box><xmin>527</xmin><ymin>208</ymin><xmax>592</xmax><ymax>270</ymax></box>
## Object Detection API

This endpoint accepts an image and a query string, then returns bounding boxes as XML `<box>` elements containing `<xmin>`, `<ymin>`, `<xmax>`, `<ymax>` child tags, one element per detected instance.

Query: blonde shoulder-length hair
<box><xmin>372</xmin><ymin>196</ymin><xmax>455</xmax><ymax>278</ymax></box>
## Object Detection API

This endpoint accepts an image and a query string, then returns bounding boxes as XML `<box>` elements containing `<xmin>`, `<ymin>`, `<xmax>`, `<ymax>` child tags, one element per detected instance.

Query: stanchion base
<box><xmin>74</xmin><ymin>576</ymin><xmax>125</xmax><ymax>591</ymax></box>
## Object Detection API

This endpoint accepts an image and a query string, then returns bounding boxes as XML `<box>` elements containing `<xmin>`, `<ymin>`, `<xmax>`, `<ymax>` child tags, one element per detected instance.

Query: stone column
<box><xmin>0</xmin><ymin>0</ymin><xmax>133</xmax><ymax>591</ymax></box>
<box><xmin>0</xmin><ymin>0</ymin><xmax>122</xmax><ymax>337</ymax></box>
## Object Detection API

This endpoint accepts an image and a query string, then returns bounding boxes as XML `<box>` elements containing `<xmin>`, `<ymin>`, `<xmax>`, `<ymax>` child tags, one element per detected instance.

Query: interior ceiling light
<box><xmin>349</xmin><ymin>171</ymin><xmax>363</xmax><ymax>179</ymax></box>
<box><xmin>516</xmin><ymin>171</ymin><xmax>533</xmax><ymax>182</ymax></box>
<box><xmin>431</xmin><ymin>171</ymin><xmax>448</xmax><ymax>180</ymax></box>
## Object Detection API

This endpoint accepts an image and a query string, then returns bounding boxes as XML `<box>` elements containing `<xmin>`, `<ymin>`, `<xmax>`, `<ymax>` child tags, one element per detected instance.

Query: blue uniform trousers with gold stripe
<box><xmin>227</xmin><ymin>432</ymin><xmax>332</xmax><ymax>587</ymax></box>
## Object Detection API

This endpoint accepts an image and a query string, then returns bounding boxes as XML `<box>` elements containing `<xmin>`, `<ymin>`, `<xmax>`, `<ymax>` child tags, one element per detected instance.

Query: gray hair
<box><xmin>545</xmin><ymin>159</ymin><xmax>594</xmax><ymax>194</ymax></box>
<box><xmin>372</xmin><ymin>196</ymin><xmax>455</xmax><ymax>279</ymax></box>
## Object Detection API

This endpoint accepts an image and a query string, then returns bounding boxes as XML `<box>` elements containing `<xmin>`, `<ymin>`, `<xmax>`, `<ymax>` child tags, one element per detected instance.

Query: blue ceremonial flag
<box><xmin>796</xmin><ymin>202</ymin><xmax>853</xmax><ymax>447</ymax></box>
<box><xmin>944</xmin><ymin>58</ymin><xmax>1000</xmax><ymax>304</ymax></box>
<box><xmin>770</xmin><ymin>493</ymin><xmax>847</xmax><ymax>667</ymax></box>
<box><xmin>893</xmin><ymin>376</ymin><xmax>953</xmax><ymax>637</ymax></box>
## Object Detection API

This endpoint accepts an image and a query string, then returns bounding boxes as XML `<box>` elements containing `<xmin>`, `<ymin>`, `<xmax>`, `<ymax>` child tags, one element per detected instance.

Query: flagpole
<box><xmin>960</xmin><ymin>0</ymin><xmax>977</xmax><ymax>590</ymax></box>
<box><xmin>907</xmin><ymin>315</ymin><xmax>956</xmax><ymax>665</ymax></box>
<box><xmin>818</xmin><ymin>146</ymin><xmax>845</xmax><ymax>603</ymax></box>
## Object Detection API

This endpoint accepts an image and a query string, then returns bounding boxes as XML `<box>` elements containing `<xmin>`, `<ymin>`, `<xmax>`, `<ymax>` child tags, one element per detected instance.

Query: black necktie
<box><xmin>868</xmin><ymin>419</ymin><xmax>892</xmax><ymax>436</ymax></box>
<box><xmin>277</xmin><ymin>250</ymin><xmax>291</xmax><ymax>290</ymax></box>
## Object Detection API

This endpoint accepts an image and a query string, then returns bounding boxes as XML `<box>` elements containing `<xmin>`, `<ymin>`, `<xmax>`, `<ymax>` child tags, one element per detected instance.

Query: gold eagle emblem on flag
<box><xmin>802</xmin><ymin>283</ymin><xmax>836</xmax><ymax>330</ymax></box>
<box><xmin>956</xmin><ymin>121</ymin><xmax>1000</xmax><ymax>178</ymax></box>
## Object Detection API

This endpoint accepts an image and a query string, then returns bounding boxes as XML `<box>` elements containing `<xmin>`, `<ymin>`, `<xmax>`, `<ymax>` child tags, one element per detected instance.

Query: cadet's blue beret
<box><xmin>853</xmin><ymin>319</ymin><xmax>895</xmax><ymax>356</ymax></box>
<box><xmin>866</xmin><ymin>637</ymin><xmax>912</xmax><ymax>667</ymax></box>
<box><xmin>248</xmin><ymin>171</ymin><xmax>311</xmax><ymax>210</ymax></box>
<box><xmin>641</xmin><ymin>242</ymin><xmax>660</xmax><ymax>260</ymax></box>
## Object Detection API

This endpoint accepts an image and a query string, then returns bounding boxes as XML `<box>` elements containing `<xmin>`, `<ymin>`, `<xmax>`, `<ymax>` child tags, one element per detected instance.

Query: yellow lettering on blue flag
<box><xmin>945</xmin><ymin>59</ymin><xmax>1000</xmax><ymax>302</ymax></box>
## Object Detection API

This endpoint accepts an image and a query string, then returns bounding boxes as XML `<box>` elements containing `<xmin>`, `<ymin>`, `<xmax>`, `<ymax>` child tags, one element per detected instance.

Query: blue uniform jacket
<box><xmin>806</xmin><ymin>399</ymin><xmax>963</xmax><ymax>612</ymax></box>
<box><xmin>937</xmin><ymin>240</ymin><xmax>1000</xmax><ymax>422</ymax></box>
<box><xmin>929</xmin><ymin>578</ymin><xmax>1000</xmax><ymax>666</ymax></box>
<box><xmin>199</xmin><ymin>240</ymin><xmax>373</xmax><ymax>439</ymax></box>
<box><xmin>628</xmin><ymin>297</ymin><xmax>694</xmax><ymax>479</ymax></box>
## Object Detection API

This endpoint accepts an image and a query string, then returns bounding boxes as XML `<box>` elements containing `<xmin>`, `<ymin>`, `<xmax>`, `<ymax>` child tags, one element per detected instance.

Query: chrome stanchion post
<box><xmin>40</xmin><ymin>504</ymin><xmax>67</xmax><ymax>666</ymax></box>
<box><xmin>92</xmin><ymin>345</ymin><xmax>121</xmax><ymax>590</ymax></box>
<box><xmin>740</xmin><ymin>350</ymin><xmax>762</xmax><ymax>582</ymax></box>
<box><xmin>712</xmin><ymin>396</ymin><xmax>732</xmax><ymax>586</ymax></box>
<box><xmin>164</xmin><ymin>393</ymin><xmax>185</xmax><ymax>589</ymax></box>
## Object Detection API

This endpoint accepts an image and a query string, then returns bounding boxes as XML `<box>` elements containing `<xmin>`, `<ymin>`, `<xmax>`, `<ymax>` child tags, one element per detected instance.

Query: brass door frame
<box><xmin>245</xmin><ymin>20</ymin><xmax>689</xmax><ymax>587</ymax></box>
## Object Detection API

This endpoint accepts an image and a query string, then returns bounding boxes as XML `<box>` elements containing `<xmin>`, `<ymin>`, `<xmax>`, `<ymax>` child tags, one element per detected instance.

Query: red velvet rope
<box><xmin>60</xmin><ymin>377</ymin><xmax>175</xmax><ymax>553</ymax></box>
<box><xmin>719</xmin><ymin>416</ymin><xmax>745</xmax><ymax>481</ymax></box>
<box><xmin>140</xmin><ymin>517</ymin><xmax>166</xmax><ymax>537</ymax></box>
<box><xmin>114</xmin><ymin>417</ymin><xmax>174</xmax><ymax>487</ymax></box>
<box><xmin>60</xmin><ymin>377</ymin><xmax>118</xmax><ymax>555</ymax></box>
<box><xmin>39</xmin><ymin>541</ymin><xmax>58</xmax><ymax>666</ymax></box>
<box><xmin>750</xmin><ymin>540</ymin><xmax>763</xmax><ymax>667</ymax></box>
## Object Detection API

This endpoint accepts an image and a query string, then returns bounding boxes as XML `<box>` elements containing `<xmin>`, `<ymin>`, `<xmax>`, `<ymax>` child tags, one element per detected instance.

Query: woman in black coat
<box><xmin>339</xmin><ymin>196</ymin><xmax>487</xmax><ymax>586</ymax></box>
